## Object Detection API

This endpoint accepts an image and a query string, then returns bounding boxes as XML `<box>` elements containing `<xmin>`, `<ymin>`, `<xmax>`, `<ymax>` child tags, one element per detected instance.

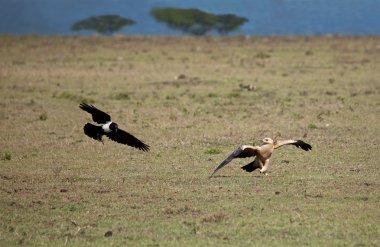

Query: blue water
<box><xmin>1</xmin><ymin>0</ymin><xmax>379</xmax><ymax>36</ymax></box>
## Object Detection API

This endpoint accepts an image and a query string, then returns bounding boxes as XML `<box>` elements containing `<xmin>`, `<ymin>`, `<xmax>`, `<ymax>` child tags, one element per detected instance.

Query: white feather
<box><xmin>102</xmin><ymin>121</ymin><xmax>113</xmax><ymax>133</ymax></box>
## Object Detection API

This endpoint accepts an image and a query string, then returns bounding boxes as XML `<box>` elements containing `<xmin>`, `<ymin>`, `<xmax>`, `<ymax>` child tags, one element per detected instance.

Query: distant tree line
<box><xmin>71</xmin><ymin>7</ymin><xmax>248</xmax><ymax>35</ymax></box>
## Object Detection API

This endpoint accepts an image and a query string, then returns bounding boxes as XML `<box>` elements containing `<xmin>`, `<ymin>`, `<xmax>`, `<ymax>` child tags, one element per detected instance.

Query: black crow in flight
<box><xmin>79</xmin><ymin>103</ymin><xmax>150</xmax><ymax>151</ymax></box>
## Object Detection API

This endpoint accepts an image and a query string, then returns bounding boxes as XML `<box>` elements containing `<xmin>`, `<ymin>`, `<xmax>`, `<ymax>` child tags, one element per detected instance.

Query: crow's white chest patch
<box><xmin>102</xmin><ymin>121</ymin><xmax>113</xmax><ymax>133</ymax></box>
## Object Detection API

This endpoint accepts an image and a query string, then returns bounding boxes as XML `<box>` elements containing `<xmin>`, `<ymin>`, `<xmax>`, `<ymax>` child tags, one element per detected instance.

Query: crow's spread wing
<box><xmin>79</xmin><ymin>103</ymin><xmax>111</xmax><ymax>124</ymax></box>
<box><xmin>83</xmin><ymin>123</ymin><xmax>103</xmax><ymax>142</ymax></box>
<box><xmin>106</xmin><ymin>128</ymin><xmax>150</xmax><ymax>151</ymax></box>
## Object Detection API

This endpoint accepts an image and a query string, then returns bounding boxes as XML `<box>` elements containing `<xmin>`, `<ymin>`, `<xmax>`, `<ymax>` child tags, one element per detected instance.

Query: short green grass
<box><xmin>0</xmin><ymin>36</ymin><xmax>379</xmax><ymax>246</ymax></box>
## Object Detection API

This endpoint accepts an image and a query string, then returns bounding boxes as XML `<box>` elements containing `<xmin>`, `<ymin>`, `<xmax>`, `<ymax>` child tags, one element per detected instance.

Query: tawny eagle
<box><xmin>210</xmin><ymin>138</ymin><xmax>311</xmax><ymax>177</ymax></box>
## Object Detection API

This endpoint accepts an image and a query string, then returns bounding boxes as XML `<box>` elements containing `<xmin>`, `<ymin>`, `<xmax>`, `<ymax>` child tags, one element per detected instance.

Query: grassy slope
<box><xmin>0</xmin><ymin>36</ymin><xmax>379</xmax><ymax>246</ymax></box>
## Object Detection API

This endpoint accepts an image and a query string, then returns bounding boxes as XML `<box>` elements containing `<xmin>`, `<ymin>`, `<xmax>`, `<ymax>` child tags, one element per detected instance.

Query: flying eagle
<box><xmin>210</xmin><ymin>138</ymin><xmax>311</xmax><ymax>177</ymax></box>
<box><xmin>79</xmin><ymin>103</ymin><xmax>150</xmax><ymax>151</ymax></box>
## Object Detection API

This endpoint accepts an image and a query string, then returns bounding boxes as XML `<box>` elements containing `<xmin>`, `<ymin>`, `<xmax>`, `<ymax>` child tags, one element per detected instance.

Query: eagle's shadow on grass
<box><xmin>208</xmin><ymin>174</ymin><xmax>279</xmax><ymax>179</ymax></box>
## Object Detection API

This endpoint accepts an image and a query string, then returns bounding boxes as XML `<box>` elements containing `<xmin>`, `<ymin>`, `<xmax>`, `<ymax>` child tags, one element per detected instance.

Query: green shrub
<box><xmin>205</xmin><ymin>148</ymin><xmax>221</xmax><ymax>155</ymax></box>
<box><xmin>308</xmin><ymin>123</ymin><xmax>318</xmax><ymax>129</ymax></box>
<box><xmin>39</xmin><ymin>112</ymin><xmax>48</xmax><ymax>121</ymax></box>
<box><xmin>3</xmin><ymin>151</ymin><xmax>11</xmax><ymax>161</ymax></box>
<box><xmin>55</xmin><ymin>91</ymin><xmax>94</xmax><ymax>104</ymax></box>
<box><xmin>113</xmin><ymin>92</ymin><xmax>131</xmax><ymax>100</ymax></box>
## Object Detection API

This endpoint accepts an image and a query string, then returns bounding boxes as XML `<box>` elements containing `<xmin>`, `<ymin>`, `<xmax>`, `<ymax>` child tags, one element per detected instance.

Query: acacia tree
<box><xmin>71</xmin><ymin>15</ymin><xmax>136</xmax><ymax>34</ymax></box>
<box><xmin>150</xmin><ymin>8</ymin><xmax>248</xmax><ymax>35</ymax></box>
<box><xmin>216</xmin><ymin>14</ymin><xmax>249</xmax><ymax>34</ymax></box>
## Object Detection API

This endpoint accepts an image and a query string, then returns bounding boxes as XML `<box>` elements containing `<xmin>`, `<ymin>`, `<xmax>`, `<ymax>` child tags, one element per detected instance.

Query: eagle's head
<box><xmin>262</xmin><ymin>137</ymin><xmax>274</xmax><ymax>144</ymax></box>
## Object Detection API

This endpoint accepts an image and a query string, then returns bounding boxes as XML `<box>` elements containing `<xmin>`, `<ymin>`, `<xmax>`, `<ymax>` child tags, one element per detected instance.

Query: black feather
<box><xmin>210</xmin><ymin>148</ymin><xmax>243</xmax><ymax>177</ymax></box>
<box><xmin>241</xmin><ymin>160</ymin><xmax>260</xmax><ymax>172</ymax></box>
<box><xmin>210</xmin><ymin>146</ymin><xmax>258</xmax><ymax>177</ymax></box>
<box><xmin>105</xmin><ymin>128</ymin><xmax>150</xmax><ymax>152</ymax></box>
<box><xmin>83</xmin><ymin>123</ymin><xmax>104</xmax><ymax>142</ymax></box>
<box><xmin>293</xmin><ymin>140</ymin><xmax>312</xmax><ymax>151</ymax></box>
<box><xmin>79</xmin><ymin>103</ymin><xmax>111</xmax><ymax>124</ymax></box>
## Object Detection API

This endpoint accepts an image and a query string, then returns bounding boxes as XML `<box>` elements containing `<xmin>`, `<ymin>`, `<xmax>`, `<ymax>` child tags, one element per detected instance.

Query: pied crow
<box><xmin>79</xmin><ymin>103</ymin><xmax>150</xmax><ymax>151</ymax></box>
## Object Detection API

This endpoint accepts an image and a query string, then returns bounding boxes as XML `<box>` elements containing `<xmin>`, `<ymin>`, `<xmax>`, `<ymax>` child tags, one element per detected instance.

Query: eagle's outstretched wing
<box><xmin>210</xmin><ymin>145</ymin><xmax>258</xmax><ymax>177</ymax></box>
<box><xmin>274</xmin><ymin>140</ymin><xmax>312</xmax><ymax>151</ymax></box>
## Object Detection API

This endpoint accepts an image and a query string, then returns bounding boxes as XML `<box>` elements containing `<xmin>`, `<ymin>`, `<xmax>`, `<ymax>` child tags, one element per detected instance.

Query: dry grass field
<box><xmin>0</xmin><ymin>35</ymin><xmax>379</xmax><ymax>246</ymax></box>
